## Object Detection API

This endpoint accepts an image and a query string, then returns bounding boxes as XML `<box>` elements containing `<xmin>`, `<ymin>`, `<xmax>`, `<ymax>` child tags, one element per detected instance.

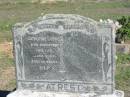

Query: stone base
<box><xmin>7</xmin><ymin>90</ymin><xmax>124</xmax><ymax>97</ymax></box>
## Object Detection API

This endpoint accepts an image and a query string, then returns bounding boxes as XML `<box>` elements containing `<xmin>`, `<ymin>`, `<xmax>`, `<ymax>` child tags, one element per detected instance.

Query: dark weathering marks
<box><xmin>13</xmin><ymin>14</ymin><xmax>115</xmax><ymax>94</ymax></box>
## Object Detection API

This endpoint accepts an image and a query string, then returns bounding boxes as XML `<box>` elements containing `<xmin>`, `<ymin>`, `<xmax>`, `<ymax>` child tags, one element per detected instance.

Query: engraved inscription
<box><xmin>23</xmin><ymin>31</ymin><xmax>61</xmax><ymax>80</ymax></box>
<box><xmin>13</xmin><ymin>14</ymin><xmax>115</xmax><ymax>94</ymax></box>
<box><xmin>18</xmin><ymin>81</ymin><xmax>111</xmax><ymax>93</ymax></box>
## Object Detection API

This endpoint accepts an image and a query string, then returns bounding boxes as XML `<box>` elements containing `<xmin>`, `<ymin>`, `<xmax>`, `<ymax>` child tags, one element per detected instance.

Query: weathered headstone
<box><xmin>7</xmin><ymin>14</ymin><xmax>124</xmax><ymax>97</ymax></box>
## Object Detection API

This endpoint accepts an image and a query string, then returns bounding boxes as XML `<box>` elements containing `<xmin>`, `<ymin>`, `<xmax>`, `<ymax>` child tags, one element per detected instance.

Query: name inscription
<box><xmin>19</xmin><ymin>82</ymin><xmax>110</xmax><ymax>93</ymax></box>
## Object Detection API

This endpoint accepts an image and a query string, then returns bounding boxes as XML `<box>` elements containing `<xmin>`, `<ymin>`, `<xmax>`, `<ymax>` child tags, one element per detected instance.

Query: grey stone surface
<box><xmin>12</xmin><ymin>14</ymin><xmax>115</xmax><ymax>94</ymax></box>
<box><xmin>7</xmin><ymin>90</ymin><xmax>124</xmax><ymax>97</ymax></box>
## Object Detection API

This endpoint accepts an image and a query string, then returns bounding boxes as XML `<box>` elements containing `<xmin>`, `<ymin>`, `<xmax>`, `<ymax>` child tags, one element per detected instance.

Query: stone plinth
<box><xmin>7</xmin><ymin>90</ymin><xmax>124</xmax><ymax>97</ymax></box>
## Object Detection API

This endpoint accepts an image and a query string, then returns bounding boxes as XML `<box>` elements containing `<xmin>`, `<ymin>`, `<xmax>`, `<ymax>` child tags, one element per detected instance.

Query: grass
<box><xmin>0</xmin><ymin>1</ymin><xmax>130</xmax><ymax>42</ymax></box>
<box><xmin>116</xmin><ymin>54</ymin><xmax>130</xmax><ymax>96</ymax></box>
<box><xmin>0</xmin><ymin>51</ymin><xmax>14</xmax><ymax>69</ymax></box>
<box><xmin>0</xmin><ymin>51</ymin><xmax>16</xmax><ymax>91</ymax></box>
<box><xmin>116</xmin><ymin>53</ymin><xmax>130</xmax><ymax>65</ymax></box>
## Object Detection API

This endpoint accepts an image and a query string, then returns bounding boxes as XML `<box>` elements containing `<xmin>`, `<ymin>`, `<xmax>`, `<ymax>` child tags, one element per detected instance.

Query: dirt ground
<box><xmin>0</xmin><ymin>42</ymin><xmax>16</xmax><ymax>91</ymax></box>
<box><xmin>0</xmin><ymin>42</ymin><xmax>13</xmax><ymax>58</ymax></box>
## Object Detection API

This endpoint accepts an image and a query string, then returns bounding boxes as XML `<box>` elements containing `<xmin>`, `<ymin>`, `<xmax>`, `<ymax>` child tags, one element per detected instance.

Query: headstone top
<box><xmin>14</xmin><ymin>14</ymin><xmax>100</xmax><ymax>36</ymax></box>
<box><xmin>13</xmin><ymin>14</ymin><xmax>115</xmax><ymax>95</ymax></box>
<box><xmin>13</xmin><ymin>14</ymin><xmax>114</xmax><ymax>36</ymax></box>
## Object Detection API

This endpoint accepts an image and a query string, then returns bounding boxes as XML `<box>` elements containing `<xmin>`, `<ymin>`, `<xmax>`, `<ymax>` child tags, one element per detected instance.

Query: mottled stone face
<box><xmin>13</xmin><ymin>14</ymin><xmax>115</xmax><ymax>94</ymax></box>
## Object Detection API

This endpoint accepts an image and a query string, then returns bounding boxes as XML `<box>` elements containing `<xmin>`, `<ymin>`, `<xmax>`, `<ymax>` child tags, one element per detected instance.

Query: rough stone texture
<box><xmin>12</xmin><ymin>14</ymin><xmax>115</xmax><ymax>94</ymax></box>
<box><xmin>7</xmin><ymin>90</ymin><xmax>124</xmax><ymax>97</ymax></box>
<box><xmin>7</xmin><ymin>14</ymin><xmax>124</xmax><ymax>97</ymax></box>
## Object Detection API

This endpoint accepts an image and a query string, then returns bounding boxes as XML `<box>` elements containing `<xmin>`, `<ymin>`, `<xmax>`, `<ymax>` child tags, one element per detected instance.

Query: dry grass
<box><xmin>0</xmin><ymin>42</ymin><xmax>16</xmax><ymax>91</ymax></box>
<box><xmin>0</xmin><ymin>42</ymin><xmax>13</xmax><ymax>58</ymax></box>
<box><xmin>0</xmin><ymin>67</ymin><xmax>16</xmax><ymax>90</ymax></box>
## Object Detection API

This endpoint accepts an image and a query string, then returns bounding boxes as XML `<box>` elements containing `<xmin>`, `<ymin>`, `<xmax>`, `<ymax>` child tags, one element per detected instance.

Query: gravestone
<box><xmin>7</xmin><ymin>14</ymin><xmax>124</xmax><ymax>97</ymax></box>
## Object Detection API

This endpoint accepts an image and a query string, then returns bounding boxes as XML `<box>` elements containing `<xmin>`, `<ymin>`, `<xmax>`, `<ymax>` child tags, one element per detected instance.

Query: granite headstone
<box><xmin>9</xmin><ymin>14</ymin><xmax>120</xmax><ymax>97</ymax></box>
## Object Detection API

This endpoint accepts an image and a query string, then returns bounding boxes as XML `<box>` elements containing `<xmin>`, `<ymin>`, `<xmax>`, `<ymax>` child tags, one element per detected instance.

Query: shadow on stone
<box><xmin>0</xmin><ymin>90</ymin><xmax>11</xmax><ymax>97</ymax></box>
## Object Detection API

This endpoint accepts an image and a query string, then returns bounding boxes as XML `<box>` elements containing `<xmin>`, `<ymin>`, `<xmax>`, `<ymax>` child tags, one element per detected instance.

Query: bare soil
<box><xmin>0</xmin><ymin>42</ymin><xmax>13</xmax><ymax>58</ymax></box>
<box><xmin>0</xmin><ymin>42</ymin><xmax>15</xmax><ymax>91</ymax></box>
<box><xmin>0</xmin><ymin>67</ymin><xmax>15</xmax><ymax>90</ymax></box>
